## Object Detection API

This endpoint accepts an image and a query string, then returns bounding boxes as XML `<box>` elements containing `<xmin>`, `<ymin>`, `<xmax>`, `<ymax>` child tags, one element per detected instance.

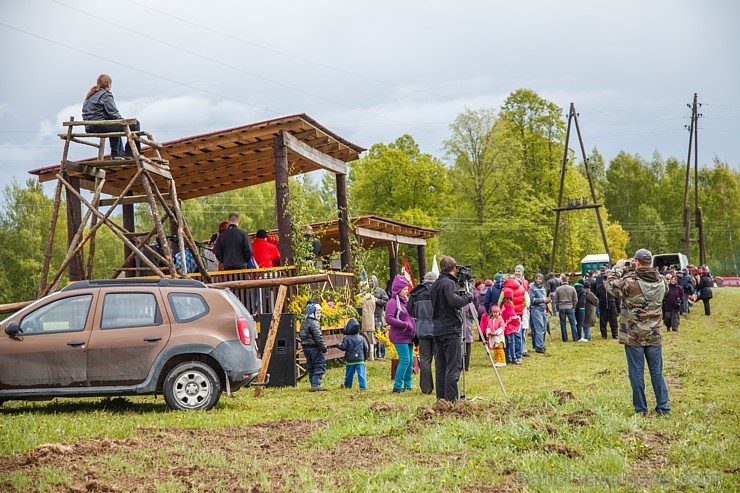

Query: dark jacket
<box><xmin>483</xmin><ymin>278</ymin><xmax>504</xmax><ymax>314</ymax></box>
<box><xmin>408</xmin><ymin>281</ymin><xmax>434</xmax><ymax>339</ymax></box>
<box><xmin>576</xmin><ymin>284</ymin><xmax>599</xmax><ymax>327</ymax></box>
<box><xmin>663</xmin><ymin>283</ymin><xmax>684</xmax><ymax>311</ymax></box>
<box><xmin>82</xmin><ymin>88</ymin><xmax>123</xmax><ymax>128</ymax></box>
<box><xmin>299</xmin><ymin>315</ymin><xmax>326</xmax><ymax>352</ymax></box>
<box><xmin>430</xmin><ymin>272</ymin><xmax>473</xmax><ymax>337</ymax></box>
<box><xmin>386</xmin><ymin>276</ymin><xmax>416</xmax><ymax>344</ymax></box>
<box><xmin>594</xmin><ymin>273</ymin><xmax>618</xmax><ymax>309</ymax></box>
<box><xmin>215</xmin><ymin>224</ymin><xmax>253</xmax><ymax>270</ymax></box>
<box><xmin>546</xmin><ymin>276</ymin><xmax>561</xmax><ymax>295</ymax></box>
<box><xmin>677</xmin><ymin>274</ymin><xmax>694</xmax><ymax>295</ymax></box>
<box><xmin>697</xmin><ymin>275</ymin><xmax>713</xmax><ymax>300</ymax></box>
<box><xmin>336</xmin><ymin>318</ymin><xmax>368</xmax><ymax>363</ymax></box>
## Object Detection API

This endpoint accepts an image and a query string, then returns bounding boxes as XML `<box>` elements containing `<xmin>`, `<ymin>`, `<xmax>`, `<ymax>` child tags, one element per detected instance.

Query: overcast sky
<box><xmin>1</xmin><ymin>0</ymin><xmax>738</xmax><ymax>194</ymax></box>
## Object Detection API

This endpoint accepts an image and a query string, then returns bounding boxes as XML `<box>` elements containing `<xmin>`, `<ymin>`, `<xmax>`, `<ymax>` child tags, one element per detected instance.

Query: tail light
<box><xmin>237</xmin><ymin>317</ymin><xmax>251</xmax><ymax>345</ymax></box>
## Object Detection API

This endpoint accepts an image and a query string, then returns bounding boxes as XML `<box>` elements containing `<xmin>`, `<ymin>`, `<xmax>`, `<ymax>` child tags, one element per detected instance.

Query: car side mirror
<box><xmin>5</xmin><ymin>321</ymin><xmax>20</xmax><ymax>336</ymax></box>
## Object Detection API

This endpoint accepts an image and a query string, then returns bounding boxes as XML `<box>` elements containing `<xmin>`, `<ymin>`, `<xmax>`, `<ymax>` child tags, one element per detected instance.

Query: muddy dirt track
<box><xmin>1</xmin><ymin>401</ymin><xmax>528</xmax><ymax>492</ymax></box>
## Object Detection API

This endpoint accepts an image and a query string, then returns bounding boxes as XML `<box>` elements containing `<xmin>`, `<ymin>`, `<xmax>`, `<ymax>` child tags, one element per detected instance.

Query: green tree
<box><xmin>349</xmin><ymin>135</ymin><xmax>450</xmax><ymax>218</ymax></box>
<box><xmin>0</xmin><ymin>179</ymin><xmax>67</xmax><ymax>303</ymax></box>
<box><xmin>701</xmin><ymin>158</ymin><xmax>740</xmax><ymax>274</ymax></box>
<box><xmin>499</xmin><ymin>88</ymin><xmax>565</xmax><ymax>194</ymax></box>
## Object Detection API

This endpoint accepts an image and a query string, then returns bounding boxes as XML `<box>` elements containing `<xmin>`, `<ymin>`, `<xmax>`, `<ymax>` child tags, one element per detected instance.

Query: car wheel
<box><xmin>163</xmin><ymin>362</ymin><xmax>221</xmax><ymax>411</ymax></box>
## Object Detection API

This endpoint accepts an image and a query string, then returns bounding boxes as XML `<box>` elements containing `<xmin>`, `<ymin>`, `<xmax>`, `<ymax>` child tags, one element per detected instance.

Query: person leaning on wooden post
<box><xmin>82</xmin><ymin>74</ymin><xmax>141</xmax><ymax>160</ymax></box>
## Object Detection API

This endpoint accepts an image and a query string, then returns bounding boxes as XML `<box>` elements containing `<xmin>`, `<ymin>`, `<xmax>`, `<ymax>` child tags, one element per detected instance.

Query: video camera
<box><xmin>456</xmin><ymin>264</ymin><xmax>473</xmax><ymax>291</ymax></box>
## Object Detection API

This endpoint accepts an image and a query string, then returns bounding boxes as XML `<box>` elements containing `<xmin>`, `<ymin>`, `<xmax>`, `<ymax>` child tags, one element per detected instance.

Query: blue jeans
<box><xmin>505</xmin><ymin>332</ymin><xmax>521</xmax><ymax>362</ymax></box>
<box><xmin>303</xmin><ymin>346</ymin><xmax>326</xmax><ymax>386</ymax></box>
<box><xmin>530</xmin><ymin>307</ymin><xmax>548</xmax><ymax>351</ymax></box>
<box><xmin>88</xmin><ymin>120</ymin><xmax>141</xmax><ymax>158</ymax></box>
<box><xmin>393</xmin><ymin>343</ymin><xmax>414</xmax><ymax>391</ymax></box>
<box><xmin>583</xmin><ymin>326</ymin><xmax>592</xmax><ymax>340</ymax></box>
<box><xmin>559</xmin><ymin>308</ymin><xmax>577</xmax><ymax>341</ymax></box>
<box><xmin>625</xmin><ymin>345</ymin><xmax>670</xmax><ymax>414</ymax></box>
<box><xmin>575</xmin><ymin>309</ymin><xmax>585</xmax><ymax>340</ymax></box>
<box><xmin>344</xmin><ymin>363</ymin><xmax>367</xmax><ymax>389</ymax></box>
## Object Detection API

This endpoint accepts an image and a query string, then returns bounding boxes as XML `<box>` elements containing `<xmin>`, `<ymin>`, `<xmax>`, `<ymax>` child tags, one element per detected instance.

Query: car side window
<box><xmin>168</xmin><ymin>293</ymin><xmax>209</xmax><ymax>323</ymax></box>
<box><xmin>19</xmin><ymin>294</ymin><xmax>93</xmax><ymax>334</ymax></box>
<box><xmin>101</xmin><ymin>292</ymin><xmax>162</xmax><ymax>330</ymax></box>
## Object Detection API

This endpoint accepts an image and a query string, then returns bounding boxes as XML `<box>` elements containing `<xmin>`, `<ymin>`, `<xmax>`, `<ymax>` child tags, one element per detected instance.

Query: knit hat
<box><xmin>574</xmin><ymin>282</ymin><xmax>583</xmax><ymax>288</ymax></box>
<box><xmin>491</xmin><ymin>304</ymin><xmax>501</xmax><ymax>313</ymax></box>
<box><xmin>423</xmin><ymin>271</ymin><xmax>438</xmax><ymax>282</ymax></box>
<box><xmin>515</xmin><ymin>264</ymin><xmax>524</xmax><ymax>274</ymax></box>
<box><xmin>493</xmin><ymin>271</ymin><xmax>504</xmax><ymax>281</ymax></box>
<box><xmin>474</xmin><ymin>279</ymin><xmax>483</xmax><ymax>288</ymax></box>
<box><xmin>534</xmin><ymin>273</ymin><xmax>544</xmax><ymax>280</ymax></box>
<box><xmin>503</xmin><ymin>288</ymin><xmax>514</xmax><ymax>298</ymax></box>
<box><xmin>256</xmin><ymin>229</ymin><xmax>268</xmax><ymax>239</ymax></box>
<box><xmin>485</xmin><ymin>279</ymin><xmax>493</xmax><ymax>287</ymax></box>
<box><xmin>306</xmin><ymin>302</ymin><xmax>319</xmax><ymax>318</ymax></box>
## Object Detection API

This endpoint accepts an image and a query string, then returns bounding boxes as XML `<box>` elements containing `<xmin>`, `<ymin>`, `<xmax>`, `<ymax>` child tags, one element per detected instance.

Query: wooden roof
<box><xmin>297</xmin><ymin>215</ymin><xmax>438</xmax><ymax>256</ymax></box>
<box><xmin>30</xmin><ymin>114</ymin><xmax>365</xmax><ymax>201</ymax></box>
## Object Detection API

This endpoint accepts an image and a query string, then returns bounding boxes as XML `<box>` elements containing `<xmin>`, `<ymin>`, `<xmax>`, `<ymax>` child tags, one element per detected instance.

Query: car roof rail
<box><xmin>61</xmin><ymin>278</ymin><xmax>208</xmax><ymax>291</ymax></box>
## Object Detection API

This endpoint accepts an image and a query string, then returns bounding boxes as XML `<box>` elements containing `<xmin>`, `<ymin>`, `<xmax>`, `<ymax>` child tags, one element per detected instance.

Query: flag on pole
<box><xmin>401</xmin><ymin>253</ymin><xmax>416</xmax><ymax>287</ymax></box>
<box><xmin>431</xmin><ymin>254</ymin><xmax>440</xmax><ymax>275</ymax></box>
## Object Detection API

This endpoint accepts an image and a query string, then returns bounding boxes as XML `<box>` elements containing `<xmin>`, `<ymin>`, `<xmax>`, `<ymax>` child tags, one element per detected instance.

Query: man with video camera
<box><xmin>430</xmin><ymin>256</ymin><xmax>474</xmax><ymax>403</ymax></box>
<box><xmin>606</xmin><ymin>249</ymin><xmax>670</xmax><ymax>415</ymax></box>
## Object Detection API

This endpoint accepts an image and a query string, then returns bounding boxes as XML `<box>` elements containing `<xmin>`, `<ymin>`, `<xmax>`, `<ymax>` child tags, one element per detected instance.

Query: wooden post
<box><xmin>336</xmin><ymin>173</ymin><xmax>352</xmax><ymax>272</ymax></box>
<box><xmin>389</xmin><ymin>242</ymin><xmax>399</xmax><ymax>279</ymax></box>
<box><xmin>275</xmin><ymin>131</ymin><xmax>293</xmax><ymax>265</ymax></box>
<box><xmin>65</xmin><ymin>174</ymin><xmax>83</xmax><ymax>281</ymax></box>
<box><xmin>123</xmin><ymin>201</ymin><xmax>135</xmax><ymax>277</ymax></box>
<box><xmin>417</xmin><ymin>244</ymin><xmax>427</xmax><ymax>277</ymax></box>
<box><xmin>254</xmin><ymin>284</ymin><xmax>288</xmax><ymax>397</ymax></box>
<box><xmin>39</xmin><ymin>181</ymin><xmax>62</xmax><ymax>296</ymax></box>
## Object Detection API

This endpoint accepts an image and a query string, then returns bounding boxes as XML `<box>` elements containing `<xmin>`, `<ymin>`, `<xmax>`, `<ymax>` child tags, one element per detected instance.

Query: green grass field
<box><xmin>1</xmin><ymin>290</ymin><xmax>738</xmax><ymax>492</ymax></box>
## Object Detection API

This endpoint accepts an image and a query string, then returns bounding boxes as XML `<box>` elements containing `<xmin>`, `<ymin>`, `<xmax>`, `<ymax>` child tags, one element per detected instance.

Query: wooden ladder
<box><xmin>39</xmin><ymin>117</ymin><xmax>211</xmax><ymax>297</ymax></box>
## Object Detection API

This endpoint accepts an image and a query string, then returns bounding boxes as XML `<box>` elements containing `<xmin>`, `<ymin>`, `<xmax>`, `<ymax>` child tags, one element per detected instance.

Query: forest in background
<box><xmin>1</xmin><ymin>89</ymin><xmax>738</xmax><ymax>303</ymax></box>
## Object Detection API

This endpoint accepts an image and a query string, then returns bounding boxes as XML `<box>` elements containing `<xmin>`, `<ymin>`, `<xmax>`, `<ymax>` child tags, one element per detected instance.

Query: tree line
<box><xmin>1</xmin><ymin>89</ymin><xmax>737</xmax><ymax>303</ymax></box>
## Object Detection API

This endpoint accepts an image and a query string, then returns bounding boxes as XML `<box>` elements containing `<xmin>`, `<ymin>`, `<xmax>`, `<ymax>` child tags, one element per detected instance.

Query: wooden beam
<box><xmin>281</xmin><ymin>131</ymin><xmax>348</xmax><ymax>174</ymax></box>
<box><xmin>355</xmin><ymin>226</ymin><xmax>427</xmax><ymax>246</ymax></box>
<box><xmin>99</xmin><ymin>193</ymin><xmax>171</xmax><ymax>207</ymax></box>
<box><xmin>336</xmin><ymin>173</ymin><xmax>351</xmax><ymax>272</ymax></box>
<box><xmin>64</xmin><ymin>162</ymin><xmax>106</xmax><ymax>180</ymax></box>
<box><xmin>254</xmin><ymin>284</ymin><xmax>287</xmax><ymax>397</ymax></box>
<box><xmin>210</xmin><ymin>273</ymin><xmax>330</xmax><ymax>290</ymax></box>
<box><xmin>64</xmin><ymin>118</ymin><xmax>138</xmax><ymax>127</ymax></box>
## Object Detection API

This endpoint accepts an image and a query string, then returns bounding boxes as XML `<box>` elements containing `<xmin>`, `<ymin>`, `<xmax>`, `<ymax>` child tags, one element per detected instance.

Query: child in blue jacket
<box><xmin>336</xmin><ymin>318</ymin><xmax>369</xmax><ymax>389</ymax></box>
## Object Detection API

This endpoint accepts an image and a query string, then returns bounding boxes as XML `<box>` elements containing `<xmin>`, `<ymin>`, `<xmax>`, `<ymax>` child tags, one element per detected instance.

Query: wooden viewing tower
<box><xmin>39</xmin><ymin>117</ymin><xmax>210</xmax><ymax>297</ymax></box>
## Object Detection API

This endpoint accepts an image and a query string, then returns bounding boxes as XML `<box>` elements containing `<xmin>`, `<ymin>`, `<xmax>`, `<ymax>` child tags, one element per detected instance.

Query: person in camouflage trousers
<box><xmin>606</xmin><ymin>248</ymin><xmax>670</xmax><ymax>415</ymax></box>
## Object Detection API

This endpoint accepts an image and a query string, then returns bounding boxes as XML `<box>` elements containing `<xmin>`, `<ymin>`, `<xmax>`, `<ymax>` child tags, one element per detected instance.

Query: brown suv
<box><xmin>0</xmin><ymin>279</ymin><xmax>264</xmax><ymax>411</ymax></box>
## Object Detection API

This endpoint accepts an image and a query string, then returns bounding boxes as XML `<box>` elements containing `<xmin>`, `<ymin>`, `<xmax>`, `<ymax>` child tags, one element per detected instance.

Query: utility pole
<box><xmin>682</xmin><ymin>93</ymin><xmax>706</xmax><ymax>265</ymax></box>
<box><xmin>549</xmin><ymin>103</ymin><xmax>611</xmax><ymax>273</ymax></box>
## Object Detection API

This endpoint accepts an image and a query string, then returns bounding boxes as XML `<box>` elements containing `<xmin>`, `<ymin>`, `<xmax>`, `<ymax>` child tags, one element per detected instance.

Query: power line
<box><xmin>0</xmin><ymin>21</ymin><xmax>283</xmax><ymax>115</ymax></box>
<box><xmin>126</xmin><ymin>0</ymin><xmax>454</xmax><ymax>103</ymax></box>
<box><xmin>50</xmin><ymin>1</ymin><xmax>435</xmax><ymax>136</ymax></box>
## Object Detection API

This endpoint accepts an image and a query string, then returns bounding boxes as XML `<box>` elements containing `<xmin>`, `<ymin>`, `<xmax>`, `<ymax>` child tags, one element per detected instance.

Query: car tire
<box><xmin>163</xmin><ymin>362</ymin><xmax>221</xmax><ymax>411</ymax></box>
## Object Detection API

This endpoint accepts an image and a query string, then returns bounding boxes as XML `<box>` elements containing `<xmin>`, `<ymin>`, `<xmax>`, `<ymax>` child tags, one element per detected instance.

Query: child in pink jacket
<box><xmin>485</xmin><ymin>305</ymin><xmax>506</xmax><ymax>367</ymax></box>
<box><xmin>501</xmin><ymin>289</ymin><xmax>522</xmax><ymax>365</ymax></box>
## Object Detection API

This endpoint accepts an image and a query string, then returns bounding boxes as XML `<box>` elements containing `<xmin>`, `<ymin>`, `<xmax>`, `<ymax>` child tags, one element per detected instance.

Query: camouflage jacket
<box><xmin>605</xmin><ymin>266</ymin><xmax>667</xmax><ymax>346</ymax></box>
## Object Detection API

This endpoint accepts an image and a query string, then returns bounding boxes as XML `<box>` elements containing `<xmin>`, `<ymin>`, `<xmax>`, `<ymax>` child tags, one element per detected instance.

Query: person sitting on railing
<box><xmin>82</xmin><ymin>74</ymin><xmax>141</xmax><ymax>160</ymax></box>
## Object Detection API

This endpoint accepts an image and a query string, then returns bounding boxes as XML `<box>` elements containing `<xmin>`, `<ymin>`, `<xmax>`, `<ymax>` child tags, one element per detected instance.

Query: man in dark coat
<box><xmin>408</xmin><ymin>271</ymin><xmax>438</xmax><ymax>395</ymax></box>
<box><xmin>215</xmin><ymin>213</ymin><xmax>253</xmax><ymax>270</ymax></box>
<box><xmin>430</xmin><ymin>256</ymin><xmax>473</xmax><ymax>403</ymax></box>
<box><xmin>594</xmin><ymin>266</ymin><xmax>619</xmax><ymax>339</ymax></box>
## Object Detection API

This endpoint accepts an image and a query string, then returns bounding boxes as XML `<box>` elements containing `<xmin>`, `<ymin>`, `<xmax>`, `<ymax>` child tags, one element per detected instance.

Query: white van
<box><xmin>651</xmin><ymin>252</ymin><xmax>689</xmax><ymax>271</ymax></box>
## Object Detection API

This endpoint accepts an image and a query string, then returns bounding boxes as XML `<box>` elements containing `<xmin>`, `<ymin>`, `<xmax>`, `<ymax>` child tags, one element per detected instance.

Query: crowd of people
<box><xmin>300</xmin><ymin>250</ymin><xmax>715</xmax><ymax>415</ymax></box>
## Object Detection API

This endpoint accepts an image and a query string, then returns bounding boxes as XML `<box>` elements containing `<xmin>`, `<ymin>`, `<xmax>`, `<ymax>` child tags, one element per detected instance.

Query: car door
<box><xmin>0</xmin><ymin>293</ymin><xmax>94</xmax><ymax>389</ymax></box>
<box><xmin>85</xmin><ymin>289</ymin><xmax>171</xmax><ymax>386</ymax></box>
